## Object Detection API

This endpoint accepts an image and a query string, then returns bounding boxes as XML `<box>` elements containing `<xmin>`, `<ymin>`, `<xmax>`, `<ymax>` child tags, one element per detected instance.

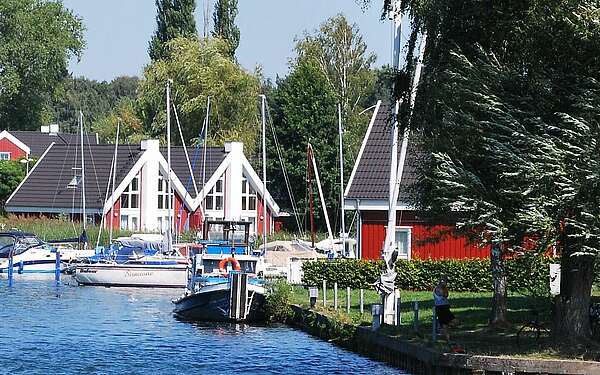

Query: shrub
<box><xmin>265</xmin><ymin>279</ymin><xmax>293</xmax><ymax>322</ymax></box>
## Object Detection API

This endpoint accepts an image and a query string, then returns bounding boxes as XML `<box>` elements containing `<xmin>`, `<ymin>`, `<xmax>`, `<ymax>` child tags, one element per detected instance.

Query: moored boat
<box><xmin>0</xmin><ymin>231</ymin><xmax>64</xmax><ymax>277</ymax></box>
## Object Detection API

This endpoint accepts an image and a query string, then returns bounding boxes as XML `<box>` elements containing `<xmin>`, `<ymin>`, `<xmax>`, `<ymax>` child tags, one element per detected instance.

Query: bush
<box><xmin>302</xmin><ymin>255</ymin><xmax>556</xmax><ymax>295</ymax></box>
<box><xmin>265</xmin><ymin>279</ymin><xmax>293</xmax><ymax>322</ymax></box>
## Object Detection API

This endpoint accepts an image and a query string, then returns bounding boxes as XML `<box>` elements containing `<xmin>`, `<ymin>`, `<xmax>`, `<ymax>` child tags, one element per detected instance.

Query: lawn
<box><xmin>289</xmin><ymin>285</ymin><xmax>600</xmax><ymax>360</ymax></box>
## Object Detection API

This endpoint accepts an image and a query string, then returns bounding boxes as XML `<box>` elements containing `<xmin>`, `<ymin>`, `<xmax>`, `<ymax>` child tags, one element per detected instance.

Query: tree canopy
<box><xmin>148</xmin><ymin>0</ymin><xmax>198</xmax><ymax>61</ymax></box>
<box><xmin>212</xmin><ymin>0</ymin><xmax>240</xmax><ymax>59</ymax></box>
<box><xmin>0</xmin><ymin>161</ymin><xmax>25</xmax><ymax>206</ymax></box>
<box><xmin>0</xmin><ymin>0</ymin><xmax>85</xmax><ymax>130</ymax></box>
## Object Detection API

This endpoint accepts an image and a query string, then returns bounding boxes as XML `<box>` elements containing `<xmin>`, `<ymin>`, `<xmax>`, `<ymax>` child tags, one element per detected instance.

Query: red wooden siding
<box><xmin>104</xmin><ymin>200</ymin><xmax>121</xmax><ymax>230</ymax></box>
<box><xmin>174</xmin><ymin>193</ymin><xmax>189</xmax><ymax>234</ymax></box>
<box><xmin>0</xmin><ymin>138</ymin><xmax>27</xmax><ymax>160</ymax></box>
<box><xmin>360</xmin><ymin>210</ymin><xmax>488</xmax><ymax>260</ymax></box>
<box><xmin>256</xmin><ymin>197</ymin><xmax>272</xmax><ymax>236</ymax></box>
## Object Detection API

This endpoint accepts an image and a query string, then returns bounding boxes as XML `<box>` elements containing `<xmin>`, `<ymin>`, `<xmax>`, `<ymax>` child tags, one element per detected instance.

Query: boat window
<box><xmin>0</xmin><ymin>237</ymin><xmax>15</xmax><ymax>258</ymax></box>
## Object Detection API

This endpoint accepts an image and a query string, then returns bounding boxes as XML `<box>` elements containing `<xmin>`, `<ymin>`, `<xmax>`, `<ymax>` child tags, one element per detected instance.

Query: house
<box><xmin>5</xmin><ymin>140</ymin><xmax>280</xmax><ymax>235</ymax></box>
<box><xmin>0</xmin><ymin>125</ymin><xmax>98</xmax><ymax>161</ymax></box>
<box><xmin>344</xmin><ymin>101</ymin><xmax>486</xmax><ymax>260</ymax></box>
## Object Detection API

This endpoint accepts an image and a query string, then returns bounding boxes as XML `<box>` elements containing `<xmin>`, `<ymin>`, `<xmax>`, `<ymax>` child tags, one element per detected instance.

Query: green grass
<box><xmin>290</xmin><ymin>285</ymin><xmax>600</xmax><ymax>360</ymax></box>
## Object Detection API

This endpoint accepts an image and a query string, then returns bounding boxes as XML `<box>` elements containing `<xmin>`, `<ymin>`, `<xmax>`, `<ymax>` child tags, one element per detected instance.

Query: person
<box><xmin>433</xmin><ymin>276</ymin><xmax>457</xmax><ymax>342</ymax></box>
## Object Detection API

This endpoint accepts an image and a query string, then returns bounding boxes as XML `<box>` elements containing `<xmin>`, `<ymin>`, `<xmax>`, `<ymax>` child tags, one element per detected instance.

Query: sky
<box><xmin>62</xmin><ymin>0</ymin><xmax>394</xmax><ymax>82</ymax></box>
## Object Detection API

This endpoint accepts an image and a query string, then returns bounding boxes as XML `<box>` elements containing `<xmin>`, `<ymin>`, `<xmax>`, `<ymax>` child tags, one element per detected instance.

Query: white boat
<box><xmin>0</xmin><ymin>231</ymin><xmax>64</xmax><ymax>277</ymax></box>
<box><xmin>74</xmin><ymin>262</ymin><xmax>187</xmax><ymax>288</ymax></box>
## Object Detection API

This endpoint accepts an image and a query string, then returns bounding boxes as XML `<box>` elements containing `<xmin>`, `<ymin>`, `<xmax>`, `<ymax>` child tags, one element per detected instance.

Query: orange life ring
<box><xmin>218</xmin><ymin>256</ymin><xmax>241</xmax><ymax>277</ymax></box>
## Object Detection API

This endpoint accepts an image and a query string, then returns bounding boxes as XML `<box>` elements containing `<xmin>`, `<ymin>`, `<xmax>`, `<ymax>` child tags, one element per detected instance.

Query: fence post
<box><xmin>346</xmin><ymin>287</ymin><xmax>351</xmax><ymax>314</ymax></box>
<box><xmin>372</xmin><ymin>303</ymin><xmax>383</xmax><ymax>331</ymax></box>
<box><xmin>395</xmin><ymin>290</ymin><xmax>401</xmax><ymax>326</ymax></box>
<box><xmin>322</xmin><ymin>279</ymin><xmax>327</xmax><ymax>307</ymax></box>
<box><xmin>432</xmin><ymin>306</ymin><xmax>437</xmax><ymax>342</ymax></box>
<box><xmin>360</xmin><ymin>289</ymin><xmax>364</xmax><ymax>314</ymax></box>
<box><xmin>413</xmin><ymin>301</ymin><xmax>419</xmax><ymax>332</ymax></box>
<box><xmin>334</xmin><ymin>282</ymin><xmax>338</xmax><ymax>310</ymax></box>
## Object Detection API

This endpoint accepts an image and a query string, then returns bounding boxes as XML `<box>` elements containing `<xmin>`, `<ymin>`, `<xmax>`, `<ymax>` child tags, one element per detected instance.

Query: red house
<box><xmin>344</xmin><ymin>102</ymin><xmax>486</xmax><ymax>261</ymax></box>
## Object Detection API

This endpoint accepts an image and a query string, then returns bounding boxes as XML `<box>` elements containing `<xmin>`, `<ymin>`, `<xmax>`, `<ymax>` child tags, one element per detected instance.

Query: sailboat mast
<box><xmin>260</xmin><ymin>95</ymin><xmax>267</xmax><ymax>248</ymax></box>
<box><xmin>308</xmin><ymin>144</ymin><xmax>335</xmax><ymax>253</ymax></box>
<box><xmin>338</xmin><ymin>104</ymin><xmax>345</xmax><ymax>253</ymax></box>
<box><xmin>80</xmin><ymin>111</ymin><xmax>86</xmax><ymax>231</ymax></box>
<box><xmin>201</xmin><ymin>96</ymin><xmax>211</xmax><ymax>219</ymax></box>
<box><xmin>166</xmin><ymin>80</ymin><xmax>173</xmax><ymax>240</ymax></box>
<box><xmin>307</xmin><ymin>144</ymin><xmax>315</xmax><ymax>247</ymax></box>
<box><xmin>109</xmin><ymin>121</ymin><xmax>120</xmax><ymax>244</ymax></box>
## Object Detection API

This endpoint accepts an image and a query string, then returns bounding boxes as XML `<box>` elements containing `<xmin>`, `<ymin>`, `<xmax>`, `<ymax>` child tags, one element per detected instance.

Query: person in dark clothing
<box><xmin>433</xmin><ymin>276</ymin><xmax>457</xmax><ymax>342</ymax></box>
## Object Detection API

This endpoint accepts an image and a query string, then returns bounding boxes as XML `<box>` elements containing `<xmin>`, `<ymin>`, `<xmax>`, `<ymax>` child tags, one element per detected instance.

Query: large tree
<box><xmin>0</xmin><ymin>0</ymin><xmax>84</xmax><ymax>130</ymax></box>
<box><xmin>138</xmin><ymin>37</ymin><xmax>260</xmax><ymax>150</ymax></box>
<box><xmin>148</xmin><ymin>0</ymin><xmax>198</xmax><ymax>61</ymax></box>
<box><xmin>212</xmin><ymin>0</ymin><xmax>240</xmax><ymax>59</ymax></box>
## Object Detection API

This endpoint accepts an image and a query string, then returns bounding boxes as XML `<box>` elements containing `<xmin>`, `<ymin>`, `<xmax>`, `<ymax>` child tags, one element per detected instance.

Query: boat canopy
<box><xmin>0</xmin><ymin>232</ymin><xmax>45</xmax><ymax>258</ymax></box>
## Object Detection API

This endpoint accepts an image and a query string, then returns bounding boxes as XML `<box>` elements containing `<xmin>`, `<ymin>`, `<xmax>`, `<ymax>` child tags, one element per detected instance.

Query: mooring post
<box><xmin>55</xmin><ymin>250</ymin><xmax>61</xmax><ymax>283</ymax></box>
<box><xmin>18</xmin><ymin>260</ymin><xmax>23</xmax><ymax>274</ymax></box>
<box><xmin>432</xmin><ymin>306</ymin><xmax>437</xmax><ymax>342</ymax></box>
<box><xmin>346</xmin><ymin>287</ymin><xmax>351</xmax><ymax>314</ymax></box>
<box><xmin>322</xmin><ymin>279</ymin><xmax>327</xmax><ymax>307</ymax></box>
<box><xmin>334</xmin><ymin>282</ymin><xmax>338</xmax><ymax>310</ymax></box>
<box><xmin>395</xmin><ymin>290</ymin><xmax>401</xmax><ymax>326</ymax></box>
<box><xmin>413</xmin><ymin>301</ymin><xmax>419</xmax><ymax>332</ymax></box>
<box><xmin>8</xmin><ymin>254</ymin><xmax>14</xmax><ymax>287</ymax></box>
<box><xmin>359</xmin><ymin>289</ymin><xmax>364</xmax><ymax>314</ymax></box>
<box><xmin>372</xmin><ymin>303</ymin><xmax>382</xmax><ymax>331</ymax></box>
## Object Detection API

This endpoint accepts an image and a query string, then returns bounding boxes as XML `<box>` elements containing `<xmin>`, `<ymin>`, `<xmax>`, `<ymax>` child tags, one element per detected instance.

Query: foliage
<box><xmin>212</xmin><ymin>0</ymin><xmax>240</xmax><ymax>59</ymax></box>
<box><xmin>266</xmin><ymin>61</ymin><xmax>338</xmax><ymax>231</ymax></box>
<box><xmin>265</xmin><ymin>279</ymin><xmax>293</xmax><ymax>323</ymax></box>
<box><xmin>138</xmin><ymin>37</ymin><xmax>260</xmax><ymax>149</ymax></box>
<box><xmin>302</xmin><ymin>256</ymin><xmax>555</xmax><ymax>295</ymax></box>
<box><xmin>91</xmin><ymin>98</ymin><xmax>146</xmax><ymax>144</ymax></box>
<box><xmin>0</xmin><ymin>0</ymin><xmax>85</xmax><ymax>130</ymax></box>
<box><xmin>0</xmin><ymin>162</ymin><xmax>26</xmax><ymax>205</ymax></box>
<box><xmin>148</xmin><ymin>0</ymin><xmax>198</xmax><ymax>61</ymax></box>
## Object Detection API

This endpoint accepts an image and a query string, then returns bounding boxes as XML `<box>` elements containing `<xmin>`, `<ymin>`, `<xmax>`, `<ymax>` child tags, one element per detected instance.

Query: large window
<box><xmin>120</xmin><ymin>176</ymin><xmax>139</xmax><ymax>209</ymax></box>
<box><xmin>205</xmin><ymin>176</ymin><xmax>224</xmax><ymax>211</ymax></box>
<box><xmin>395</xmin><ymin>227</ymin><xmax>412</xmax><ymax>259</ymax></box>
<box><xmin>241</xmin><ymin>178</ymin><xmax>257</xmax><ymax>211</ymax></box>
<box><xmin>0</xmin><ymin>152</ymin><xmax>11</xmax><ymax>160</ymax></box>
<box><xmin>157</xmin><ymin>175</ymin><xmax>173</xmax><ymax>210</ymax></box>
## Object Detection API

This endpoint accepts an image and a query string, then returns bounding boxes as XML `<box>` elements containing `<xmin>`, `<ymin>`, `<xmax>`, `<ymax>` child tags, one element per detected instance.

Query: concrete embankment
<box><xmin>288</xmin><ymin>305</ymin><xmax>600</xmax><ymax>375</ymax></box>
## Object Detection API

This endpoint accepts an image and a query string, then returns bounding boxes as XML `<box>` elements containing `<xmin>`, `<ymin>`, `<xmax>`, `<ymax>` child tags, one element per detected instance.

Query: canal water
<box><xmin>0</xmin><ymin>279</ymin><xmax>406</xmax><ymax>374</ymax></box>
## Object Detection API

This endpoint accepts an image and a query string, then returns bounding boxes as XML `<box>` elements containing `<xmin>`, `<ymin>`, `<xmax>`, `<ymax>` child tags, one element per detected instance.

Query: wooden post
<box><xmin>360</xmin><ymin>289</ymin><xmax>364</xmax><ymax>314</ymax></box>
<box><xmin>413</xmin><ymin>301</ymin><xmax>419</xmax><ymax>332</ymax></box>
<box><xmin>395</xmin><ymin>290</ymin><xmax>401</xmax><ymax>326</ymax></box>
<box><xmin>322</xmin><ymin>279</ymin><xmax>327</xmax><ymax>307</ymax></box>
<box><xmin>334</xmin><ymin>282</ymin><xmax>338</xmax><ymax>310</ymax></box>
<box><xmin>346</xmin><ymin>287</ymin><xmax>351</xmax><ymax>314</ymax></box>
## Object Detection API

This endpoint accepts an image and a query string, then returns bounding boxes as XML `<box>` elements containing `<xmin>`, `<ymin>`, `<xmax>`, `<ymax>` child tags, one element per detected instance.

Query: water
<box><xmin>0</xmin><ymin>279</ymin><xmax>404</xmax><ymax>374</ymax></box>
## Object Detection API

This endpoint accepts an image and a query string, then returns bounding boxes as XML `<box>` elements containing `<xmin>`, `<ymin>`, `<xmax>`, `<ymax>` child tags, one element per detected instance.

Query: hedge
<box><xmin>301</xmin><ymin>254</ymin><xmax>556</xmax><ymax>295</ymax></box>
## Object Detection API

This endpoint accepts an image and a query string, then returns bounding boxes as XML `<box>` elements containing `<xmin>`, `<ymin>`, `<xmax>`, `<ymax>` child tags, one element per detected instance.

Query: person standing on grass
<box><xmin>434</xmin><ymin>276</ymin><xmax>457</xmax><ymax>342</ymax></box>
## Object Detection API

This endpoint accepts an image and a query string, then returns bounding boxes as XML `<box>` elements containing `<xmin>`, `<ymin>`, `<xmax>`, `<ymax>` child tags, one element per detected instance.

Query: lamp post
<box><xmin>19</xmin><ymin>157</ymin><xmax>33</xmax><ymax>174</ymax></box>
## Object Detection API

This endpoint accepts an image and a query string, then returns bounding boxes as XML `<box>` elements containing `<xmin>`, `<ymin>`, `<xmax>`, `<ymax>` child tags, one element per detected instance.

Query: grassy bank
<box><xmin>289</xmin><ymin>285</ymin><xmax>600</xmax><ymax>360</ymax></box>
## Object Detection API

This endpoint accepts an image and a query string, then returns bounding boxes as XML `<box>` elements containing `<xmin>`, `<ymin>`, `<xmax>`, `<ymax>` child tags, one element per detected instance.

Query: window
<box><xmin>241</xmin><ymin>178</ymin><xmax>257</xmax><ymax>211</ymax></box>
<box><xmin>157</xmin><ymin>175</ymin><xmax>173</xmax><ymax>210</ymax></box>
<box><xmin>120</xmin><ymin>176</ymin><xmax>139</xmax><ymax>209</ymax></box>
<box><xmin>0</xmin><ymin>152</ymin><xmax>11</xmax><ymax>160</ymax></box>
<box><xmin>395</xmin><ymin>227</ymin><xmax>411</xmax><ymax>258</ymax></box>
<box><xmin>120</xmin><ymin>215</ymin><xmax>129</xmax><ymax>230</ymax></box>
<box><xmin>205</xmin><ymin>176</ymin><xmax>224</xmax><ymax>211</ymax></box>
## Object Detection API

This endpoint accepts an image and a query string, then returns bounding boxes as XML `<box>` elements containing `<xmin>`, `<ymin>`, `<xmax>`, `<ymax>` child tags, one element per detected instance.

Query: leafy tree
<box><xmin>212</xmin><ymin>0</ymin><xmax>240</xmax><ymax>59</ymax></box>
<box><xmin>92</xmin><ymin>98</ymin><xmax>146</xmax><ymax>144</ymax></box>
<box><xmin>267</xmin><ymin>61</ymin><xmax>338</xmax><ymax>232</ymax></box>
<box><xmin>0</xmin><ymin>161</ymin><xmax>25</xmax><ymax>206</ymax></box>
<box><xmin>138</xmin><ymin>37</ymin><xmax>260</xmax><ymax>150</ymax></box>
<box><xmin>148</xmin><ymin>0</ymin><xmax>198</xmax><ymax>61</ymax></box>
<box><xmin>0</xmin><ymin>0</ymin><xmax>85</xmax><ymax>130</ymax></box>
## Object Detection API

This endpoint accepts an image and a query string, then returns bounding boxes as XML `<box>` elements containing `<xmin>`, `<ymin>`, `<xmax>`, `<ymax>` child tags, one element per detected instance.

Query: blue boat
<box><xmin>173</xmin><ymin>221</ymin><xmax>266</xmax><ymax>322</ymax></box>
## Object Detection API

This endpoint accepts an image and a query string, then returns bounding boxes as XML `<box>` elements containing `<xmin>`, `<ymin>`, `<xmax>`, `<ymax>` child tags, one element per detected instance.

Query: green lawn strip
<box><xmin>290</xmin><ymin>285</ymin><xmax>600</xmax><ymax>360</ymax></box>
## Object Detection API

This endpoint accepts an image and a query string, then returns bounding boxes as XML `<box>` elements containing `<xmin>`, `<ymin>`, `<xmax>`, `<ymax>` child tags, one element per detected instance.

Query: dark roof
<box><xmin>345</xmin><ymin>104</ymin><xmax>420</xmax><ymax>202</ymax></box>
<box><xmin>8</xmin><ymin>131</ymin><xmax>98</xmax><ymax>157</ymax></box>
<box><xmin>6</xmin><ymin>143</ymin><xmax>228</xmax><ymax>212</ymax></box>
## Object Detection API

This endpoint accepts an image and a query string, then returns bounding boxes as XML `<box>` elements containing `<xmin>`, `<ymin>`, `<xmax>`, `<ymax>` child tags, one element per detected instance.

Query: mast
<box><xmin>79</xmin><ymin>111</ymin><xmax>86</xmax><ymax>231</ymax></box>
<box><xmin>109</xmin><ymin>121</ymin><xmax>120</xmax><ymax>244</ymax></box>
<box><xmin>338</xmin><ymin>103</ymin><xmax>346</xmax><ymax>255</ymax></box>
<box><xmin>201</xmin><ymin>96</ymin><xmax>211</xmax><ymax>228</ymax></box>
<box><xmin>307</xmin><ymin>144</ymin><xmax>315</xmax><ymax>247</ymax></box>
<box><xmin>260</xmin><ymin>95</ymin><xmax>267</xmax><ymax>248</ymax></box>
<box><xmin>308</xmin><ymin>144</ymin><xmax>335</xmax><ymax>253</ymax></box>
<box><xmin>166</xmin><ymin>80</ymin><xmax>173</xmax><ymax>247</ymax></box>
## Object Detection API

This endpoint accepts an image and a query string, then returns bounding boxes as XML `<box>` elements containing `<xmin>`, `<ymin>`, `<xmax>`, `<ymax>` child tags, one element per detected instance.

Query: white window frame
<box><xmin>157</xmin><ymin>175</ymin><xmax>174</xmax><ymax>210</ymax></box>
<box><xmin>241</xmin><ymin>177</ymin><xmax>257</xmax><ymax>212</ymax></box>
<box><xmin>0</xmin><ymin>152</ymin><xmax>11</xmax><ymax>160</ymax></box>
<box><xmin>395</xmin><ymin>226</ymin><xmax>412</xmax><ymax>260</ymax></box>
<box><xmin>120</xmin><ymin>175</ymin><xmax>140</xmax><ymax>210</ymax></box>
<box><xmin>205</xmin><ymin>175</ymin><xmax>224</xmax><ymax>212</ymax></box>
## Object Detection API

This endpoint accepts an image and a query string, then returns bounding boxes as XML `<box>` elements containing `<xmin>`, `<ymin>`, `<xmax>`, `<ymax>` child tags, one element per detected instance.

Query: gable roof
<box><xmin>4</xmin><ymin>130</ymin><xmax>98</xmax><ymax>157</ymax></box>
<box><xmin>345</xmin><ymin>103</ymin><xmax>420</xmax><ymax>203</ymax></box>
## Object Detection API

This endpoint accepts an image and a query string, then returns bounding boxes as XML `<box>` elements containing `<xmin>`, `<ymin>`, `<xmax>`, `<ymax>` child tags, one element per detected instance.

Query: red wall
<box><xmin>360</xmin><ymin>210</ymin><xmax>488</xmax><ymax>260</ymax></box>
<box><xmin>0</xmin><ymin>138</ymin><xmax>27</xmax><ymax>160</ymax></box>
<box><xmin>257</xmin><ymin>197</ymin><xmax>272</xmax><ymax>236</ymax></box>
<box><xmin>104</xmin><ymin>200</ymin><xmax>121</xmax><ymax>230</ymax></box>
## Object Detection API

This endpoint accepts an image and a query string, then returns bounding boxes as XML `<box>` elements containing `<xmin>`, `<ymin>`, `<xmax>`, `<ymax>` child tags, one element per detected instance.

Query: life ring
<box><xmin>218</xmin><ymin>256</ymin><xmax>241</xmax><ymax>277</ymax></box>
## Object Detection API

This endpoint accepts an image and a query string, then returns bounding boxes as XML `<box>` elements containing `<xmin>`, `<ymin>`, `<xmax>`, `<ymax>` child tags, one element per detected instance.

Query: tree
<box><xmin>92</xmin><ymin>98</ymin><xmax>146</xmax><ymax>144</ymax></box>
<box><xmin>148</xmin><ymin>0</ymin><xmax>198</xmax><ymax>61</ymax></box>
<box><xmin>0</xmin><ymin>0</ymin><xmax>84</xmax><ymax>130</ymax></box>
<box><xmin>212</xmin><ymin>0</ymin><xmax>240</xmax><ymax>59</ymax></box>
<box><xmin>138</xmin><ymin>37</ymin><xmax>260</xmax><ymax>150</ymax></box>
<box><xmin>0</xmin><ymin>161</ymin><xmax>25</xmax><ymax>207</ymax></box>
<box><xmin>267</xmin><ymin>61</ymin><xmax>338</xmax><ymax>232</ymax></box>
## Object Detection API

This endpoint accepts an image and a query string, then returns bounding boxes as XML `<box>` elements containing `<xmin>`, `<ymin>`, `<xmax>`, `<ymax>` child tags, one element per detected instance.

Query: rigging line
<box><xmin>264</xmin><ymin>102</ymin><xmax>304</xmax><ymax>237</ymax></box>
<box><xmin>51</xmin><ymin>135</ymin><xmax>72</xmax><ymax>210</ymax></box>
<box><xmin>84</xmin><ymin>124</ymin><xmax>102</xmax><ymax>199</ymax></box>
<box><xmin>97</xmin><ymin>146</ymin><xmax>116</xmax><ymax>248</ymax></box>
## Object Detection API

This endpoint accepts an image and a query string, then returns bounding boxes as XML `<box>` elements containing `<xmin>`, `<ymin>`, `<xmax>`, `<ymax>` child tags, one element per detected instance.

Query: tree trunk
<box><xmin>489</xmin><ymin>243</ymin><xmax>508</xmax><ymax>327</ymax></box>
<box><xmin>552</xmin><ymin>243</ymin><xmax>594</xmax><ymax>341</ymax></box>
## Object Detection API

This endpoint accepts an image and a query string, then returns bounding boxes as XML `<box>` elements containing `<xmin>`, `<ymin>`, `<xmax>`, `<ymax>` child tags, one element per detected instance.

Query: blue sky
<box><xmin>62</xmin><ymin>0</ymin><xmax>393</xmax><ymax>82</ymax></box>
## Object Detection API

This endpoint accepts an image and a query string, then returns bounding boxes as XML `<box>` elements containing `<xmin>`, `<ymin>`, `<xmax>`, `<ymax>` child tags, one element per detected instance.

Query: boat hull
<box><xmin>0</xmin><ymin>247</ymin><xmax>64</xmax><ymax>277</ymax></box>
<box><xmin>73</xmin><ymin>264</ymin><xmax>187</xmax><ymax>288</ymax></box>
<box><xmin>174</xmin><ymin>282</ymin><xmax>266</xmax><ymax>322</ymax></box>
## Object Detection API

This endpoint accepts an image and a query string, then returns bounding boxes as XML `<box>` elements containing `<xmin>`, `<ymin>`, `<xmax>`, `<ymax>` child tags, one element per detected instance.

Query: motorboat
<box><xmin>0</xmin><ymin>231</ymin><xmax>64</xmax><ymax>277</ymax></box>
<box><xmin>71</xmin><ymin>236</ymin><xmax>188</xmax><ymax>288</ymax></box>
<box><xmin>173</xmin><ymin>220</ymin><xmax>266</xmax><ymax>322</ymax></box>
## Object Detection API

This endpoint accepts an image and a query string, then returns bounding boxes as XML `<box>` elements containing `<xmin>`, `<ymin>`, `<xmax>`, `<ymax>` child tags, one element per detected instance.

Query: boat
<box><xmin>173</xmin><ymin>220</ymin><xmax>266</xmax><ymax>322</ymax></box>
<box><xmin>0</xmin><ymin>231</ymin><xmax>64</xmax><ymax>277</ymax></box>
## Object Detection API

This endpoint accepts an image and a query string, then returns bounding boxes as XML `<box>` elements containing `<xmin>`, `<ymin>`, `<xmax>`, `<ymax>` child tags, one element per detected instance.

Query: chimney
<box><xmin>141</xmin><ymin>139</ymin><xmax>160</xmax><ymax>151</ymax></box>
<box><xmin>49</xmin><ymin>124</ymin><xmax>59</xmax><ymax>135</ymax></box>
<box><xmin>40</xmin><ymin>125</ymin><xmax>50</xmax><ymax>133</ymax></box>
